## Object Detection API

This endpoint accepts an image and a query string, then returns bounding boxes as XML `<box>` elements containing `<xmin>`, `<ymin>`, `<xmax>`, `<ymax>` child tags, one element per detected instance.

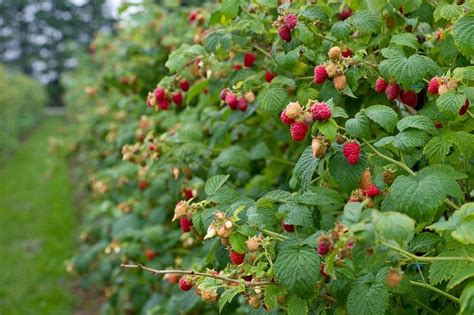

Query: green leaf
<box><xmin>328</xmin><ymin>152</ymin><xmax>367</xmax><ymax>193</ymax></box>
<box><xmin>388</xmin><ymin>167</ymin><xmax>462</xmax><ymax>221</ymax></box>
<box><xmin>287</xmin><ymin>295</ymin><xmax>308</xmax><ymax>315</ymax></box>
<box><xmin>429</xmin><ymin>203</ymin><xmax>474</xmax><ymax>245</ymax></box>
<box><xmin>229</xmin><ymin>232</ymin><xmax>247</xmax><ymax>253</ymax></box>
<box><xmin>390</xmin><ymin>33</ymin><xmax>418</xmax><ymax>50</ymax></box>
<box><xmin>247</xmin><ymin>206</ymin><xmax>277</xmax><ymax>226</ymax></box>
<box><xmin>221</xmin><ymin>0</ymin><xmax>239</xmax><ymax>19</ymax></box>
<box><xmin>165</xmin><ymin>44</ymin><xmax>206</xmax><ymax>73</ymax></box>
<box><xmin>391</xmin><ymin>129</ymin><xmax>429</xmax><ymax>151</ymax></box>
<box><xmin>186</xmin><ymin>80</ymin><xmax>208</xmax><ymax>104</ymax></box>
<box><xmin>439</xmin><ymin>4</ymin><xmax>463</xmax><ymax>22</ymax></box>
<box><xmin>286</xmin><ymin>205</ymin><xmax>314</xmax><ymax>228</ymax></box>
<box><xmin>293</xmin><ymin>146</ymin><xmax>320</xmax><ymax>191</ymax></box>
<box><xmin>436</xmin><ymin>91</ymin><xmax>466</xmax><ymax>119</ymax></box>
<box><xmin>397</xmin><ymin>115</ymin><xmax>437</xmax><ymax>134</ymax></box>
<box><xmin>219</xmin><ymin>285</ymin><xmax>245</xmax><ymax>312</ymax></box>
<box><xmin>316</xmin><ymin>119</ymin><xmax>337</xmax><ymax>141</ymax></box>
<box><xmin>453</xmin><ymin>66</ymin><xmax>474</xmax><ymax>81</ymax></box>
<box><xmin>257</xmin><ymin>190</ymin><xmax>294</xmax><ymax>205</ymax></box>
<box><xmin>347</xmin><ymin>281</ymin><xmax>389</xmax><ymax>315</ymax></box>
<box><xmin>345</xmin><ymin>112</ymin><xmax>371</xmax><ymax>138</ymax></box>
<box><xmin>391</xmin><ymin>0</ymin><xmax>422</xmax><ymax>13</ymax></box>
<box><xmin>301</xmin><ymin>5</ymin><xmax>330</xmax><ymax>21</ymax></box>
<box><xmin>205</xmin><ymin>175</ymin><xmax>230</xmax><ymax>196</ymax></box>
<box><xmin>296</xmin><ymin>84</ymin><xmax>319</xmax><ymax>105</ymax></box>
<box><xmin>264</xmin><ymin>285</ymin><xmax>283</xmax><ymax>309</ymax></box>
<box><xmin>379</xmin><ymin>54</ymin><xmax>437</xmax><ymax>88</ymax></box>
<box><xmin>367</xmin><ymin>0</ymin><xmax>387</xmax><ymax>12</ymax></box>
<box><xmin>455</xmin><ymin>131</ymin><xmax>474</xmax><ymax>158</ymax></box>
<box><xmin>274</xmin><ymin>241</ymin><xmax>320</xmax><ymax>295</ymax></box>
<box><xmin>447</xmin><ymin>266</ymin><xmax>474</xmax><ymax>290</ymax></box>
<box><xmin>423</xmin><ymin>135</ymin><xmax>455</xmax><ymax>164</ymax></box>
<box><xmin>203</xmin><ymin>32</ymin><xmax>230</xmax><ymax>52</ymax></box>
<box><xmin>364</xmin><ymin>105</ymin><xmax>398</xmax><ymax>132</ymax></box>
<box><xmin>295</xmin><ymin>24</ymin><xmax>314</xmax><ymax>46</ymax></box>
<box><xmin>453</xmin><ymin>15</ymin><xmax>474</xmax><ymax>58</ymax></box>
<box><xmin>331</xmin><ymin>21</ymin><xmax>351</xmax><ymax>39</ymax></box>
<box><xmin>460</xmin><ymin>281</ymin><xmax>474</xmax><ymax>314</ymax></box>
<box><xmin>256</xmin><ymin>84</ymin><xmax>289</xmax><ymax>114</ymax></box>
<box><xmin>297</xmin><ymin>187</ymin><xmax>344</xmax><ymax>210</ymax></box>
<box><xmin>347</xmin><ymin>10</ymin><xmax>382</xmax><ymax>34</ymax></box>
<box><xmin>341</xmin><ymin>202</ymin><xmax>364</xmax><ymax>226</ymax></box>
<box><xmin>429</xmin><ymin>245</ymin><xmax>474</xmax><ymax>285</ymax></box>
<box><xmin>373</xmin><ymin>211</ymin><xmax>415</xmax><ymax>246</ymax></box>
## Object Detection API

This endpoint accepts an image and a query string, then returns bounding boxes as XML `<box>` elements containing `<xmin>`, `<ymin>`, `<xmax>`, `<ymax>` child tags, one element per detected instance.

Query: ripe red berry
<box><xmin>158</xmin><ymin>99</ymin><xmax>170</xmax><ymax>110</ymax></box>
<box><xmin>385</xmin><ymin>83</ymin><xmax>401</xmax><ymax>101</ymax></box>
<box><xmin>172</xmin><ymin>91</ymin><xmax>183</xmax><ymax>106</ymax></box>
<box><xmin>364</xmin><ymin>184</ymin><xmax>380</xmax><ymax>198</ymax></box>
<box><xmin>341</xmin><ymin>48</ymin><xmax>353</xmax><ymax>58</ymax></box>
<box><xmin>375</xmin><ymin>78</ymin><xmax>388</xmax><ymax>93</ymax></box>
<box><xmin>311</xmin><ymin>102</ymin><xmax>332</xmax><ymax>121</ymax></box>
<box><xmin>435</xmin><ymin>121</ymin><xmax>443</xmax><ymax>129</ymax></box>
<box><xmin>220</xmin><ymin>88</ymin><xmax>229</xmax><ymax>100</ymax></box>
<box><xmin>183</xmin><ymin>188</ymin><xmax>194</xmax><ymax>200</ymax></box>
<box><xmin>400</xmin><ymin>90</ymin><xmax>417</xmax><ymax>107</ymax></box>
<box><xmin>314</xmin><ymin>65</ymin><xmax>328</xmax><ymax>84</ymax></box>
<box><xmin>280</xmin><ymin>111</ymin><xmax>295</xmax><ymax>125</ymax></box>
<box><xmin>290</xmin><ymin>122</ymin><xmax>309</xmax><ymax>142</ymax></box>
<box><xmin>145</xmin><ymin>249</ymin><xmax>156</xmax><ymax>261</ymax></box>
<box><xmin>180</xmin><ymin>217</ymin><xmax>193</xmax><ymax>233</ymax></box>
<box><xmin>139</xmin><ymin>181</ymin><xmax>149</xmax><ymax>191</ymax></box>
<box><xmin>343</xmin><ymin>142</ymin><xmax>361</xmax><ymax>165</ymax></box>
<box><xmin>233</xmin><ymin>64</ymin><xmax>242</xmax><ymax>71</ymax></box>
<box><xmin>179</xmin><ymin>79</ymin><xmax>190</xmax><ymax>92</ymax></box>
<box><xmin>282</xmin><ymin>222</ymin><xmax>295</xmax><ymax>232</ymax></box>
<box><xmin>265</xmin><ymin>71</ymin><xmax>276</xmax><ymax>83</ymax></box>
<box><xmin>278</xmin><ymin>25</ymin><xmax>292</xmax><ymax>42</ymax></box>
<box><xmin>188</xmin><ymin>10</ymin><xmax>197</xmax><ymax>23</ymax></box>
<box><xmin>237</xmin><ymin>97</ymin><xmax>248</xmax><ymax>112</ymax></box>
<box><xmin>284</xmin><ymin>14</ymin><xmax>298</xmax><ymax>29</ymax></box>
<box><xmin>179</xmin><ymin>277</ymin><xmax>193</xmax><ymax>291</ymax></box>
<box><xmin>428</xmin><ymin>78</ymin><xmax>439</xmax><ymax>95</ymax></box>
<box><xmin>225</xmin><ymin>92</ymin><xmax>238</xmax><ymax>110</ymax></box>
<box><xmin>154</xmin><ymin>87</ymin><xmax>166</xmax><ymax>101</ymax></box>
<box><xmin>317</xmin><ymin>239</ymin><xmax>330</xmax><ymax>255</ymax></box>
<box><xmin>460</xmin><ymin>99</ymin><xmax>470</xmax><ymax>115</ymax></box>
<box><xmin>339</xmin><ymin>7</ymin><xmax>352</xmax><ymax>20</ymax></box>
<box><xmin>230</xmin><ymin>251</ymin><xmax>245</xmax><ymax>265</ymax></box>
<box><xmin>244</xmin><ymin>53</ymin><xmax>257</xmax><ymax>68</ymax></box>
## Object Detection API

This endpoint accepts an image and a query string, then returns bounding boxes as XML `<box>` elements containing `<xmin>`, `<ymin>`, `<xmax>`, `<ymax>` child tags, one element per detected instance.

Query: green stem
<box><xmin>410</xmin><ymin>299</ymin><xmax>440</xmax><ymax>314</ymax></box>
<box><xmin>409</xmin><ymin>281</ymin><xmax>460</xmax><ymax>304</ymax></box>
<box><xmin>308</xmin><ymin>27</ymin><xmax>345</xmax><ymax>47</ymax></box>
<box><xmin>252</xmin><ymin>44</ymin><xmax>275</xmax><ymax>63</ymax></box>
<box><xmin>362</xmin><ymin>139</ymin><xmax>415</xmax><ymax>175</ymax></box>
<box><xmin>380</xmin><ymin>241</ymin><xmax>474</xmax><ymax>263</ymax></box>
<box><xmin>268</xmin><ymin>156</ymin><xmax>295</xmax><ymax>166</ymax></box>
<box><xmin>259</xmin><ymin>228</ymin><xmax>287</xmax><ymax>241</ymax></box>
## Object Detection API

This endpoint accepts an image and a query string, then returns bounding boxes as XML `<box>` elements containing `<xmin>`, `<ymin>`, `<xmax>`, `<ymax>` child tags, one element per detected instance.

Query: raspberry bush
<box><xmin>66</xmin><ymin>1</ymin><xmax>474</xmax><ymax>314</ymax></box>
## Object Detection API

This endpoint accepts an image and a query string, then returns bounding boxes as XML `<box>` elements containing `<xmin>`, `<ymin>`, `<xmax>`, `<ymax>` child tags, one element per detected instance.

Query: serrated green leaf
<box><xmin>429</xmin><ymin>245</ymin><xmax>474</xmax><ymax>285</ymax></box>
<box><xmin>331</xmin><ymin>21</ymin><xmax>351</xmax><ymax>39</ymax></box>
<box><xmin>341</xmin><ymin>202</ymin><xmax>364</xmax><ymax>226</ymax></box>
<box><xmin>364</xmin><ymin>105</ymin><xmax>398</xmax><ymax>132</ymax></box>
<box><xmin>286</xmin><ymin>205</ymin><xmax>314</xmax><ymax>228</ymax></box>
<box><xmin>390</xmin><ymin>33</ymin><xmax>418</xmax><ymax>50</ymax></box>
<box><xmin>288</xmin><ymin>295</ymin><xmax>308</xmax><ymax>315</ymax></box>
<box><xmin>256</xmin><ymin>84</ymin><xmax>288</xmax><ymax>114</ymax></box>
<box><xmin>453</xmin><ymin>66</ymin><xmax>474</xmax><ymax>81</ymax></box>
<box><xmin>316</xmin><ymin>119</ymin><xmax>337</xmax><ymax>141</ymax></box>
<box><xmin>247</xmin><ymin>206</ymin><xmax>277</xmax><ymax>227</ymax></box>
<box><xmin>347</xmin><ymin>281</ymin><xmax>389</xmax><ymax>315</ymax></box>
<box><xmin>345</xmin><ymin>112</ymin><xmax>371</xmax><ymax>138</ymax></box>
<box><xmin>219</xmin><ymin>285</ymin><xmax>245</xmax><ymax>312</ymax></box>
<box><xmin>301</xmin><ymin>5</ymin><xmax>330</xmax><ymax>21</ymax></box>
<box><xmin>379</xmin><ymin>54</ymin><xmax>437</xmax><ymax>88</ymax></box>
<box><xmin>296</xmin><ymin>85</ymin><xmax>319</xmax><ymax>105</ymax></box>
<box><xmin>328</xmin><ymin>152</ymin><xmax>367</xmax><ymax>193</ymax></box>
<box><xmin>397</xmin><ymin>115</ymin><xmax>437</xmax><ymax>133</ymax></box>
<box><xmin>423</xmin><ymin>135</ymin><xmax>455</xmax><ymax>164</ymax></box>
<box><xmin>347</xmin><ymin>10</ymin><xmax>382</xmax><ymax>34</ymax></box>
<box><xmin>229</xmin><ymin>232</ymin><xmax>247</xmax><ymax>253</ymax></box>
<box><xmin>440</xmin><ymin>4</ymin><xmax>463</xmax><ymax>22</ymax></box>
<box><xmin>257</xmin><ymin>190</ymin><xmax>294</xmax><ymax>205</ymax></box>
<box><xmin>373</xmin><ymin>211</ymin><xmax>415</xmax><ymax>246</ymax></box>
<box><xmin>205</xmin><ymin>175</ymin><xmax>230</xmax><ymax>196</ymax></box>
<box><xmin>392</xmin><ymin>129</ymin><xmax>429</xmax><ymax>151</ymax></box>
<box><xmin>294</xmin><ymin>146</ymin><xmax>320</xmax><ymax>191</ymax></box>
<box><xmin>264</xmin><ymin>285</ymin><xmax>283</xmax><ymax>309</ymax></box>
<box><xmin>297</xmin><ymin>187</ymin><xmax>344</xmax><ymax>210</ymax></box>
<box><xmin>454</xmin><ymin>131</ymin><xmax>474</xmax><ymax>158</ymax></box>
<box><xmin>274</xmin><ymin>241</ymin><xmax>320</xmax><ymax>295</ymax></box>
<box><xmin>165</xmin><ymin>44</ymin><xmax>206</xmax><ymax>73</ymax></box>
<box><xmin>391</xmin><ymin>0</ymin><xmax>422</xmax><ymax>13</ymax></box>
<box><xmin>447</xmin><ymin>266</ymin><xmax>474</xmax><ymax>291</ymax></box>
<box><xmin>460</xmin><ymin>281</ymin><xmax>474</xmax><ymax>314</ymax></box>
<box><xmin>367</xmin><ymin>0</ymin><xmax>387</xmax><ymax>12</ymax></box>
<box><xmin>221</xmin><ymin>0</ymin><xmax>239</xmax><ymax>19</ymax></box>
<box><xmin>453</xmin><ymin>15</ymin><xmax>474</xmax><ymax>58</ymax></box>
<box><xmin>295</xmin><ymin>24</ymin><xmax>314</xmax><ymax>46</ymax></box>
<box><xmin>436</xmin><ymin>91</ymin><xmax>466</xmax><ymax>119</ymax></box>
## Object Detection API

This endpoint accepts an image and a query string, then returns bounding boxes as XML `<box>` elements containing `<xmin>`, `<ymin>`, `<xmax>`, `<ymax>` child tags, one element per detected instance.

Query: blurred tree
<box><xmin>0</xmin><ymin>0</ymin><xmax>115</xmax><ymax>106</ymax></box>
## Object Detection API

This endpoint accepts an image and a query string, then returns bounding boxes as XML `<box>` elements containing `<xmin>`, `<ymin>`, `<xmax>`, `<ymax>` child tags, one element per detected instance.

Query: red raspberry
<box><xmin>172</xmin><ymin>91</ymin><xmax>183</xmax><ymax>106</ymax></box>
<box><xmin>154</xmin><ymin>87</ymin><xmax>166</xmax><ymax>101</ymax></box>
<box><xmin>343</xmin><ymin>142</ymin><xmax>361</xmax><ymax>165</ymax></box>
<box><xmin>145</xmin><ymin>249</ymin><xmax>156</xmax><ymax>261</ymax></box>
<box><xmin>313</xmin><ymin>65</ymin><xmax>328</xmax><ymax>84</ymax></box>
<box><xmin>225</xmin><ymin>92</ymin><xmax>238</xmax><ymax>110</ymax></box>
<box><xmin>290</xmin><ymin>122</ymin><xmax>309</xmax><ymax>142</ymax></box>
<box><xmin>233</xmin><ymin>64</ymin><xmax>242</xmax><ymax>71</ymax></box>
<box><xmin>265</xmin><ymin>71</ymin><xmax>276</xmax><ymax>83</ymax></box>
<box><xmin>282</xmin><ymin>222</ymin><xmax>295</xmax><ymax>232</ymax></box>
<box><xmin>385</xmin><ymin>83</ymin><xmax>401</xmax><ymax>101</ymax></box>
<box><xmin>284</xmin><ymin>14</ymin><xmax>298</xmax><ymax>29</ymax></box>
<box><xmin>180</xmin><ymin>217</ymin><xmax>193</xmax><ymax>233</ymax></box>
<box><xmin>188</xmin><ymin>10</ymin><xmax>197</xmax><ymax>23</ymax></box>
<box><xmin>400</xmin><ymin>90</ymin><xmax>418</xmax><ymax>107</ymax></box>
<box><xmin>183</xmin><ymin>188</ymin><xmax>194</xmax><ymax>200</ymax></box>
<box><xmin>230</xmin><ymin>251</ymin><xmax>245</xmax><ymax>265</ymax></box>
<box><xmin>244</xmin><ymin>53</ymin><xmax>257</xmax><ymax>67</ymax></box>
<box><xmin>237</xmin><ymin>97</ymin><xmax>248</xmax><ymax>112</ymax></box>
<box><xmin>317</xmin><ymin>239</ymin><xmax>330</xmax><ymax>255</ymax></box>
<box><xmin>460</xmin><ymin>99</ymin><xmax>470</xmax><ymax>115</ymax></box>
<box><xmin>179</xmin><ymin>277</ymin><xmax>193</xmax><ymax>291</ymax></box>
<box><xmin>179</xmin><ymin>79</ymin><xmax>190</xmax><ymax>92</ymax></box>
<box><xmin>320</xmin><ymin>263</ymin><xmax>329</xmax><ymax>278</ymax></box>
<box><xmin>428</xmin><ymin>77</ymin><xmax>439</xmax><ymax>95</ymax></box>
<box><xmin>311</xmin><ymin>102</ymin><xmax>332</xmax><ymax>121</ymax></box>
<box><xmin>139</xmin><ymin>181</ymin><xmax>149</xmax><ymax>190</ymax></box>
<box><xmin>375</xmin><ymin>78</ymin><xmax>388</xmax><ymax>93</ymax></box>
<box><xmin>158</xmin><ymin>99</ymin><xmax>170</xmax><ymax>110</ymax></box>
<box><xmin>220</xmin><ymin>88</ymin><xmax>229</xmax><ymax>100</ymax></box>
<box><xmin>341</xmin><ymin>48</ymin><xmax>353</xmax><ymax>58</ymax></box>
<box><xmin>278</xmin><ymin>25</ymin><xmax>292</xmax><ymax>42</ymax></box>
<box><xmin>364</xmin><ymin>184</ymin><xmax>380</xmax><ymax>198</ymax></box>
<box><xmin>435</xmin><ymin>121</ymin><xmax>443</xmax><ymax>129</ymax></box>
<box><xmin>339</xmin><ymin>7</ymin><xmax>352</xmax><ymax>20</ymax></box>
<box><xmin>280</xmin><ymin>111</ymin><xmax>295</xmax><ymax>125</ymax></box>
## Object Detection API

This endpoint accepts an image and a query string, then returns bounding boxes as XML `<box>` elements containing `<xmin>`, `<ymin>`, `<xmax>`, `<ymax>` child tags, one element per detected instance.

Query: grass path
<box><xmin>0</xmin><ymin>116</ymin><xmax>77</xmax><ymax>314</ymax></box>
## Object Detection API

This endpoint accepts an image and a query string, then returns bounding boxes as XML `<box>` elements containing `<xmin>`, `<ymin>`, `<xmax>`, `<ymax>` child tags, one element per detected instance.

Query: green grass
<box><xmin>0</xmin><ymin>116</ymin><xmax>77</xmax><ymax>315</ymax></box>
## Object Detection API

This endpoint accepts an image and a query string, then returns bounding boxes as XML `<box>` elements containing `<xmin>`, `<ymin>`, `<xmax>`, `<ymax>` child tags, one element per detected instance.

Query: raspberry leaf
<box><xmin>256</xmin><ymin>84</ymin><xmax>289</xmax><ymax>114</ymax></box>
<box><xmin>287</xmin><ymin>295</ymin><xmax>308</xmax><ymax>315</ymax></box>
<box><xmin>397</xmin><ymin>115</ymin><xmax>437</xmax><ymax>134</ymax></box>
<box><xmin>373</xmin><ymin>211</ymin><xmax>415</xmax><ymax>247</ymax></box>
<box><xmin>293</xmin><ymin>146</ymin><xmax>320</xmax><ymax>191</ymax></box>
<box><xmin>221</xmin><ymin>0</ymin><xmax>239</xmax><ymax>19</ymax></box>
<box><xmin>364</xmin><ymin>105</ymin><xmax>398</xmax><ymax>133</ymax></box>
<box><xmin>429</xmin><ymin>245</ymin><xmax>474</xmax><ymax>285</ymax></box>
<box><xmin>345</xmin><ymin>112</ymin><xmax>371</xmax><ymax>138</ymax></box>
<box><xmin>218</xmin><ymin>285</ymin><xmax>244</xmax><ymax>312</ymax></box>
<box><xmin>379</xmin><ymin>54</ymin><xmax>437</xmax><ymax>88</ymax></box>
<box><xmin>347</xmin><ymin>10</ymin><xmax>382</xmax><ymax>34</ymax></box>
<box><xmin>347</xmin><ymin>280</ymin><xmax>389</xmax><ymax>315</ymax></box>
<box><xmin>328</xmin><ymin>152</ymin><xmax>367</xmax><ymax>193</ymax></box>
<box><xmin>436</xmin><ymin>91</ymin><xmax>466</xmax><ymax>119</ymax></box>
<box><xmin>274</xmin><ymin>240</ymin><xmax>320</xmax><ymax>295</ymax></box>
<box><xmin>205</xmin><ymin>175</ymin><xmax>230</xmax><ymax>196</ymax></box>
<box><xmin>423</xmin><ymin>134</ymin><xmax>455</xmax><ymax>164</ymax></box>
<box><xmin>390</xmin><ymin>33</ymin><xmax>419</xmax><ymax>50</ymax></box>
<box><xmin>453</xmin><ymin>15</ymin><xmax>474</xmax><ymax>58</ymax></box>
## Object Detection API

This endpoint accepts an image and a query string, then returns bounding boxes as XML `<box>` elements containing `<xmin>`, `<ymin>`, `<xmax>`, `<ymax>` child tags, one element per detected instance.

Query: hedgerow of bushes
<box><xmin>66</xmin><ymin>1</ymin><xmax>474</xmax><ymax>314</ymax></box>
